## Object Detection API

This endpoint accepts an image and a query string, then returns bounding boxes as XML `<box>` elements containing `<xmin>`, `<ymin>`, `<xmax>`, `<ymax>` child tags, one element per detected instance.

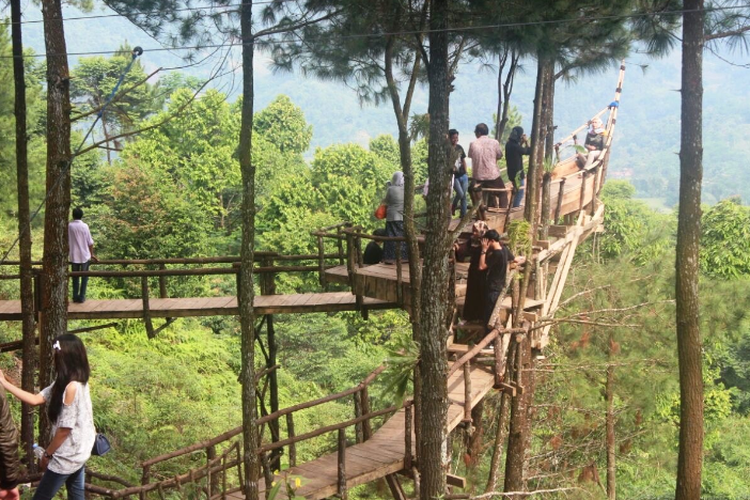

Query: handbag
<box><xmin>374</xmin><ymin>203</ymin><xmax>387</xmax><ymax>220</ymax></box>
<box><xmin>91</xmin><ymin>433</ymin><xmax>111</xmax><ymax>456</ymax></box>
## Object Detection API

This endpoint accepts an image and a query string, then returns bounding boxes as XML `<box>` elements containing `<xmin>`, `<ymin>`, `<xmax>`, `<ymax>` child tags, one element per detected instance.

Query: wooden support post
<box><xmin>141</xmin><ymin>276</ymin><xmax>156</xmax><ymax>339</ymax></box>
<box><xmin>578</xmin><ymin>170</ymin><xmax>588</xmax><ymax>215</ymax></box>
<box><xmin>493</xmin><ymin>335</ymin><xmax>503</xmax><ymax>388</ymax></box>
<box><xmin>261</xmin><ymin>256</ymin><xmax>281</xmax><ymax>472</ymax></box>
<box><xmin>337</xmin><ymin>428</ymin><xmax>348</xmax><ymax>500</ymax></box>
<box><xmin>353</xmin><ymin>392</ymin><xmax>364</xmax><ymax>444</ymax></box>
<box><xmin>404</xmin><ymin>404</ymin><xmax>413</xmax><ymax>470</ymax></box>
<box><xmin>346</xmin><ymin>232</ymin><xmax>363</xmax><ymax>312</ymax></box>
<box><xmin>554</xmin><ymin>179</ymin><xmax>565</xmax><ymax>223</ymax></box>
<box><xmin>463</xmin><ymin>361</ymin><xmax>472</xmax><ymax>423</ymax></box>
<box><xmin>361</xmin><ymin>387</ymin><xmax>372</xmax><ymax>441</ymax></box>
<box><xmin>261</xmin><ymin>452</ymin><xmax>274</xmax><ymax>500</ymax></box>
<box><xmin>591</xmin><ymin>165</ymin><xmax>601</xmax><ymax>216</ymax></box>
<box><xmin>395</xmin><ymin>251</ymin><xmax>404</xmax><ymax>307</ymax></box>
<box><xmin>286</xmin><ymin>413</ymin><xmax>296</xmax><ymax>467</ymax></box>
<box><xmin>385</xmin><ymin>474</ymin><xmax>407</xmax><ymax>500</ymax></box>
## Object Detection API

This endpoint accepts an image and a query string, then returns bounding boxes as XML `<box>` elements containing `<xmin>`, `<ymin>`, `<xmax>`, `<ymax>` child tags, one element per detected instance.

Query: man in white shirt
<box><xmin>68</xmin><ymin>208</ymin><xmax>98</xmax><ymax>303</ymax></box>
<box><xmin>468</xmin><ymin>123</ymin><xmax>507</xmax><ymax>219</ymax></box>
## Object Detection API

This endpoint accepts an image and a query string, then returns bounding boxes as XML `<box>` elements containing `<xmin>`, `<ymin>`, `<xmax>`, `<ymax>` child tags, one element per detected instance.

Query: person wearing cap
<box><xmin>580</xmin><ymin>117</ymin><xmax>606</xmax><ymax>169</ymax></box>
<box><xmin>478</xmin><ymin>229</ymin><xmax>526</xmax><ymax>331</ymax></box>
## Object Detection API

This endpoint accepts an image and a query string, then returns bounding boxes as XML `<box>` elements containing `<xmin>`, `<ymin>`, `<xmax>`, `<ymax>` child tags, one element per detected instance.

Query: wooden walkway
<box><xmin>229</xmin><ymin>361</ymin><xmax>496</xmax><ymax>500</ymax></box>
<box><xmin>0</xmin><ymin>292</ymin><xmax>396</xmax><ymax>321</ymax></box>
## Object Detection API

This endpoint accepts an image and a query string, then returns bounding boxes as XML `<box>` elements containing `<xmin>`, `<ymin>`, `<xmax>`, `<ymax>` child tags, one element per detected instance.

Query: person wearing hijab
<box><xmin>454</xmin><ymin>221</ymin><xmax>490</xmax><ymax>322</ymax></box>
<box><xmin>382</xmin><ymin>171</ymin><xmax>408</xmax><ymax>263</ymax></box>
<box><xmin>505</xmin><ymin>126</ymin><xmax>531</xmax><ymax>208</ymax></box>
<box><xmin>581</xmin><ymin>117</ymin><xmax>606</xmax><ymax>169</ymax></box>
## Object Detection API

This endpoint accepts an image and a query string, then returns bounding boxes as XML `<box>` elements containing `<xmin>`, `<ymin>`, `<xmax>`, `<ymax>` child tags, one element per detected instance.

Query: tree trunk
<box><xmin>11</xmin><ymin>0</ymin><xmax>37</xmax><ymax>467</ymax></box>
<box><xmin>606</xmin><ymin>331</ymin><xmax>616</xmax><ymax>499</ymax></box>
<box><xmin>418</xmin><ymin>1</ymin><xmax>451</xmax><ymax>499</ymax></box>
<box><xmin>384</xmin><ymin>36</ymin><xmax>423</xmax><ymax>457</ymax></box>
<box><xmin>239</xmin><ymin>3</ymin><xmax>261</xmax><ymax>499</ymax></box>
<box><xmin>545</xmin><ymin>74</ymin><xmax>556</xmax><ymax>162</ymax></box>
<box><xmin>504</xmin><ymin>336</ymin><xmax>534</xmax><ymax>493</ymax></box>
<box><xmin>465</xmin><ymin>399</ymin><xmax>484</xmax><ymax>467</ymax></box>
<box><xmin>494</xmin><ymin>51</ymin><xmax>508</xmax><ymax>142</ymax></box>
<box><xmin>484</xmin><ymin>393</ymin><xmax>508</xmax><ymax>493</ymax></box>
<box><xmin>524</xmin><ymin>56</ymin><xmax>551</xmax><ymax>237</ymax></box>
<box><xmin>39</xmin><ymin>0</ymin><xmax>72</xmax><ymax>445</ymax></box>
<box><xmin>675</xmin><ymin>0</ymin><xmax>704</xmax><ymax>498</ymax></box>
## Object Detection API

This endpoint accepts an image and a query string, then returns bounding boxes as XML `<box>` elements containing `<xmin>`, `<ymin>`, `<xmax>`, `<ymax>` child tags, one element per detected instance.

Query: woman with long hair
<box><xmin>0</xmin><ymin>334</ymin><xmax>95</xmax><ymax>500</ymax></box>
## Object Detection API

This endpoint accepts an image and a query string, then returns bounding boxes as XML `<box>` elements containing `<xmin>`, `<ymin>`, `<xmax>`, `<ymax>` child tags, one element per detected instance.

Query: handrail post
<box><xmin>554</xmin><ymin>179</ymin><xmax>565</xmax><ymax>223</ymax></box>
<box><xmin>463</xmin><ymin>361</ymin><xmax>472</xmax><ymax>423</ymax></box>
<box><xmin>158</xmin><ymin>263</ymin><xmax>168</xmax><ymax>298</ymax></box>
<box><xmin>337</xmin><ymin>225</ymin><xmax>346</xmax><ymax>265</ymax></box>
<box><xmin>578</xmin><ymin>170</ymin><xmax>588</xmax><ymax>216</ymax></box>
<box><xmin>286</xmin><ymin>413</ymin><xmax>296</xmax><ymax>467</ymax></box>
<box><xmin>337</xmin><ymin>428</ymin><xmax>348</xmax><ymax>500</ymax></box>
<box><xmin>140</xmin><ymin>465</ymin><xmax>150</xmax><ymax>500</ymax></box>
<box><xmin>353</xmin><ymin>392</ymin><xmax>364</xmax><ymax>444</ymax></box>
<box><xmin>346</xmin><ymin>231</ymin><xmax>363</xmax><ymax>311</ymax></box>
<box><xmin>207</xmin><ymin>445</ymin><xmax>218</xmax><ymax>497</ymax></box>
<box><xmin>317</xmin><ymin>234</ymin><xmax>327</xmax><ymax>289</ymax></box>
<box><xmin>360</xmin><ymin>387</ymin><xmax>372</xmax><ymax>441</ymax></box>
<box><xmin>404</xmin><ymin>403</ymin><xmax>413</xmax><ymax>470</ymax></box>
<box><xmin>141</xmin><ymin>276</ymin><xmax>156</xmax><ymax>339</ymax></box>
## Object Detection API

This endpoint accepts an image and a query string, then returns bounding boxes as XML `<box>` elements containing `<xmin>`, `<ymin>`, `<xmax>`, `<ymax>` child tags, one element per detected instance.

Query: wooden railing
<box><xmin>96</xmin><ymin>365</ymin><xmax>410</xmax><ymax>500</ymax></box>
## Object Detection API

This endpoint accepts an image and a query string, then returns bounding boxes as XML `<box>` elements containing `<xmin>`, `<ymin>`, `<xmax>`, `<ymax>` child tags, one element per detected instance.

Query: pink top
<box><xmin>68</xmin><ymin>220</ymin><xmax>94</xmax><ymax>264</ymax></box>
<box><xmin>468</xmin><ymin>136</ymin><xmax>503</xmax><ymax>181</ymax></box>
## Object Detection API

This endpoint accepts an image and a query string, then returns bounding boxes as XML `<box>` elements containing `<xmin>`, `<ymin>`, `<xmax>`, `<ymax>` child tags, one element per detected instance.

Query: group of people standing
<box><xmin>1</xmin><ymin>335</ymin><xmax>96</xmax><ymax>500</ymax></box>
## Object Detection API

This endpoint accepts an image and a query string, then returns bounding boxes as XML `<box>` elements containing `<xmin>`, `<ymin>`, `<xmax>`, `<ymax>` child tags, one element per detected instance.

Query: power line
<box><xmin>1</xmin><ymin>4</ymin><xmax>749</xmax><ymax>60</ymax></box>
<box><xmin>4</xmin><ymin>0</ymin><xmax>292</xmax><ymax>26</ymax></box>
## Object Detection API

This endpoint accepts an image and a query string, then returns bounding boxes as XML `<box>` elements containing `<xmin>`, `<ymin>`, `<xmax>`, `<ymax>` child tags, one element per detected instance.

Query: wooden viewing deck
<box><xmin>0</xmin><ymin>292</ymin><xmax>396</xmax><ymax>321</ymax></box>
<box><xmin>229</xmin><ymin>361</ymin><xmax>496</xmax><ymax>500</ymax></box>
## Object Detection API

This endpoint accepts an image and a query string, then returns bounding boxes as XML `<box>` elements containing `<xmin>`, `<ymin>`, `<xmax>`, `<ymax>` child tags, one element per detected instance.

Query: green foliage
<box><xmin>254</xmin><ymin>95</ymin><xmax>313</xmax><ymax>154</ymax></box>
<box><xmin>597</xmin><ymin>180</ymin><xmax>673</xmax><ymax>264</ymax></box>
<box><xmin>94</xmin><ymin>161</ymin><xmax>212</xmax><ymax>260</ymax></box>
<box><xmin>368</xmin><ymin>134</ymin><xmax>400</xmax><ymax>168</ymax></box>
<box><xmin>700</xmin><ymin>198</ymin><xmax>750</xmax><ymax>279</ymax></box>
<box><xmin>310</xmin><ymin>143</ymin><xmax>393</xmax><ymax>225</ymax></box>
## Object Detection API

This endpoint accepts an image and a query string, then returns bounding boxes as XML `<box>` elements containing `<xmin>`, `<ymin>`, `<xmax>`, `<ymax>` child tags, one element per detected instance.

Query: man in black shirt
<box><xmin>363</xmin><ymin>229</ymin><xmax>387</xmax><ymax>265</ymax></box>
<box><xmin>478</xmin><ymin>230</ymin><xmax>526</xmax><ymax>330</ymax></box>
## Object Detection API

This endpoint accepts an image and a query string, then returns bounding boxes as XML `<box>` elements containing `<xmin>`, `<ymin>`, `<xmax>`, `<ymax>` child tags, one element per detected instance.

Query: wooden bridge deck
<box><xmin>0</xmin><ymin>292</ymin><xmax>396</xmax><ymax>321</ymax></box>
<box><xmin>229</xmin><ymin>361</ymin><xmax>496</xmax><ymax>500</ymax></box>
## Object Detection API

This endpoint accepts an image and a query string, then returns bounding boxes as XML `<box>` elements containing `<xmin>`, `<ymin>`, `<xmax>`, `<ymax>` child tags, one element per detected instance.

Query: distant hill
<box><xmin>10</xmin><ymin>2</ymin><xmax>750</xmax><ymax>205</ymax></box>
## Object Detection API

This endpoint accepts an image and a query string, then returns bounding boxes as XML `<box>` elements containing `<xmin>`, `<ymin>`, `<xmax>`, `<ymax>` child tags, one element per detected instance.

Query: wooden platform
<box><xmin>0</xmin><ymin>292</ymin><xmax>396</xmax><ymax>321</ymax></box>
<box><xmin>228</xmin><ymin>361</ymin><xmax>495</xmax><ymax>500</ymax></box>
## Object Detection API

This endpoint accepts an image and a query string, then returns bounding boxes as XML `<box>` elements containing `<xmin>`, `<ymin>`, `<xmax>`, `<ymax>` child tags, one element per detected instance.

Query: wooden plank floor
<box><xmin>227</xmin><ymin>362</ymin><xmax>495</xmax><ymax>500</ymax></box>
<box><xmin>0</xmin><ymin>292</ymin><xmax>396</xmax><ymax>321</ymax></box>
